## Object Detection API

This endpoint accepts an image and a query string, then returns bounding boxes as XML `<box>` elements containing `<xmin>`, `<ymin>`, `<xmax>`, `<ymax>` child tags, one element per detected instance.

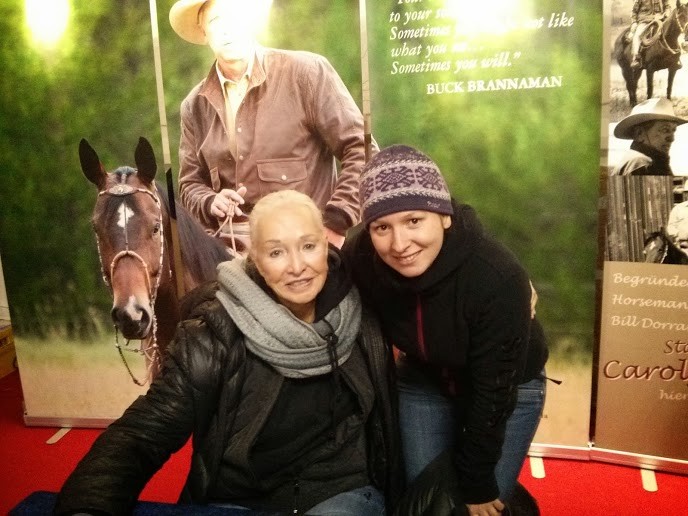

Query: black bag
<box><xmin>393</xmin><ymin>450</ymin><xmax>539</xmax><ymax>516</ymax></box>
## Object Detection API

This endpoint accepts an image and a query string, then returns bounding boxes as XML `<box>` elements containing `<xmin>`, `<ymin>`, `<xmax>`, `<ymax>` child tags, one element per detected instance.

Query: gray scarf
<box><xmin>215</xmin><ymin>259</ymin><xmax>361</xmax><ymax>378</ymax></box>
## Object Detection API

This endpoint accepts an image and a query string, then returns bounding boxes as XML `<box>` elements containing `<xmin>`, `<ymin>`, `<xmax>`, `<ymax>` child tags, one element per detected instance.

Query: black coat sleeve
<box><xmin>54</xmin><ymin>322</ymin><xmax>222</xmax><ymax>516</ymax></box>
<box><xmin>455</xmin><ymin>264</ymin><xmax>532</xmax><ymax>504</ymax></box>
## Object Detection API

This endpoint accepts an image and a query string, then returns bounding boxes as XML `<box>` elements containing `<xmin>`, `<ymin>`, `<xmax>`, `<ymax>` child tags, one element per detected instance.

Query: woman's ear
<box><xmin>441</xmin><ymin>215</ymin><xmax>452</xmax><ymax>229</ymax></box>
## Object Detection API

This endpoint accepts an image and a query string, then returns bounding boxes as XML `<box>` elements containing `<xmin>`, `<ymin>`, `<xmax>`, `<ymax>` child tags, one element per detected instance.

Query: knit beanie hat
<box><xmin>360</xmin><ymin>145</ymin><xmax>454</xmax><ymax>226</ymax></box>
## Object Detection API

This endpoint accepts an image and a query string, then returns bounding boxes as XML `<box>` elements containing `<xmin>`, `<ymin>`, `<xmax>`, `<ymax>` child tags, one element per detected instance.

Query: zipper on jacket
<box><xmin>291</xmin><ymin>478</ymin><xmax>300</xmax><ymax>515</ymax></box>
<box><xmin>415</xmin><ymin>294</ymin><xmax>428</xmax><ymax>361</ymax></box>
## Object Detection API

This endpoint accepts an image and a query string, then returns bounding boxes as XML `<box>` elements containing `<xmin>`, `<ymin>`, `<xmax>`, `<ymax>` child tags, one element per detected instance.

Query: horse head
<box><xmin>676</xmin><ymin>0</ymin><xmax>688</xmax><ymax>34</ymax></box>
<box><xmin>79</xmin><ymin>138</ymin><xmax>167</xmax><ymax>342</ymax></box>
<box><xmin>638</xmin><ymin>1</ymin><xmax>688</xmax><ymax>54</ymax></box>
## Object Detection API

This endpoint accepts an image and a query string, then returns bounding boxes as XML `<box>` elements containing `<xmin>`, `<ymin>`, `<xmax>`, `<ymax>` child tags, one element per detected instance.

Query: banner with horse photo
<box><xmin>12</xmin><ymin>135</ymin><xmax>231</xmax><ymax>426</ymax></box>
<box><xmin>364</xmin><ymin>0</ymin><xmax>602</xmax><ymax>456</ymax></box>
<box><xmin>1</xmin><ymin>0</ymin><xmax>368</xmax><ymax>426</ymax></box>
<box><xmin>5</xmin><ymin>0</ymin><xmax>604</xmax><ymax>455</ymax></box>
<box><xmin>600</xmin><ymin>0</ymin><xmax>688</xmax><ymax>472</ymax></box>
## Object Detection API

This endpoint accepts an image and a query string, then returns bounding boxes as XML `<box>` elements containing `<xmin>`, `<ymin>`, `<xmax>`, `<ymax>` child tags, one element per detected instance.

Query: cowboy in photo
<box><xmin>612</xmin><ymin>97</ymin><xmax>687</xmax><ymax>175</ymax></box>
<box><xmin>627</xmin><ymin>0</ymin><xmax>672</xmax><ymax>69</ymax></box>
<box><xmin>169</xmin><ymin>0</ymin><xmax>370</xmax><ymax>254</ymax></box>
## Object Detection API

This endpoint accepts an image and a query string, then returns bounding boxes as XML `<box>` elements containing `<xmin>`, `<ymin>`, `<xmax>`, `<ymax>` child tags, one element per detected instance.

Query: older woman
<box><xmin>55</xmin><ymin>190</ymin><xmax>401</xmax><ymax>515</ymax></box>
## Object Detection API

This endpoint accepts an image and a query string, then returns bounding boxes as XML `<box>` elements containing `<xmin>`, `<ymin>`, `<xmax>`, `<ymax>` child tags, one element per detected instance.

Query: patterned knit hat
<box><xmin>360</xmin><ymin>145</ymin><xmax>453</xmax><ymax>226</ymax></box>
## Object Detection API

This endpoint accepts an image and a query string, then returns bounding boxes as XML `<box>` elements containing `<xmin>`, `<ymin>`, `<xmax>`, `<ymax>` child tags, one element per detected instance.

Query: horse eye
<box><xmin>153</xmin><ymin>222</ymin><xmax>161</xmax><ymax>234</ymax></box>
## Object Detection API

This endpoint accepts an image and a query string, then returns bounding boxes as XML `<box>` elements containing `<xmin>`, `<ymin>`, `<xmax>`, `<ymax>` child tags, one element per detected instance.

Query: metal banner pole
<box><xmin>358</xmin><ymin>0</ymin><xmax>372</xmax><ymax>163</ymax></box>
<box><xmin>149</xmin><ymin>0</ymin><xmax>171</xmax><ymax>169</ymax></box>
<box><xmin>149</xmin><ymin>0</ymin><xmax>184</xmax><ymax>299</ymax></box>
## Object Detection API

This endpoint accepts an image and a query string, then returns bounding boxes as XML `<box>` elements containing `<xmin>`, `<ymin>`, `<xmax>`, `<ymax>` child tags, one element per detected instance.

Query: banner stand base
<box><xmin>529</xmin><ymin>443</ymin><xmax>688</xmax><ymax>476</ymax></box>
<box><xmin>528</xmin><ymin>456</ymin><xmax>546</xmax><ymax>479</ymax></box>
<box><xmin>589</xmin><ymin>446</ymin><xmax>688</xmax><ymax>476</ymax></box>
<box><xmin>46</xmin><ymin>427</ymin><xmax>71</xmax><ymax>444</ymax></box>
<box><xmin>640</xmin><ymin>469</ymin><xmax>658</xmax><ymax>492</ymax></box>
<box><xmin>24</xmin><ymin>415</ymin><xmax>115</xmax><ymax>429</ymax></box>
<box><xmin>529</xmin><ymin>442</ymin><xmax>591</xmax><ymax>461</ymax></box>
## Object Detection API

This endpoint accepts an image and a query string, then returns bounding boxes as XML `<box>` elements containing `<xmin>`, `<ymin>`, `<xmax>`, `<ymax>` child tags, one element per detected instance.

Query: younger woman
<box><xmin>344</xmin><ymin>145</ymin><xmax>548</xmax><ymax>516</ymax></box>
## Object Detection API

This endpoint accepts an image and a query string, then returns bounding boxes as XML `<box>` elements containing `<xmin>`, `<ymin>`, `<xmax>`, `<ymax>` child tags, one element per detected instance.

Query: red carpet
<box><xmin>1</xmin><ymin>369</ymin><xmax>191</xmax><ymax>514</ymax></box>
<box><xmin>1</xmin><ymin>369</ymin><xmax>685</xmax><ymax>515</ymax></box>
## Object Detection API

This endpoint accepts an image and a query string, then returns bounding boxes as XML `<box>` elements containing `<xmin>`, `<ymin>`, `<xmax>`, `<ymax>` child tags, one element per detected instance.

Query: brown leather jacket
<box><xmin>178</xmin><ymin>47</ymin><xmax>369</xmax><ymax>235</ymax></box>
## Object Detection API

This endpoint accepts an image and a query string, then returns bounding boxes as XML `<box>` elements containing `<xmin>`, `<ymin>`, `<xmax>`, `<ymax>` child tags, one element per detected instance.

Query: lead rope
<box><xmin>212</xmin><ymin>199</ymin><xmax>238</xmax><ymax>256</ymax></box>
<box><xmin>114</xmin><ymin>327</ymin><xmax>153</xmax><ymax>386</ymax></box>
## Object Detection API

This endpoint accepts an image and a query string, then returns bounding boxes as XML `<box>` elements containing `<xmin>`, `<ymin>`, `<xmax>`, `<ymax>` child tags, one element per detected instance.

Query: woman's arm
<box><xmin>54</xmin><ymin>323</ymin><xmax>219</xmax><ymax>515</ymax></box>
<box><xmin>456</xmin><ymin>268</ymin><xmax>532</xmax><ymax>505</ymax></box>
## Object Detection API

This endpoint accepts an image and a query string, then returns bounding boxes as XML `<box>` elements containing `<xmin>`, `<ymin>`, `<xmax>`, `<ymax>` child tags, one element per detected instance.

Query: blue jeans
<box><xmin>398</xmin><ymin>369</ymin><xmax>546</xmax><ymax>501</ymax></box>
<box><xmin>305</xmin><ymin>485</ymin><xmax>385</xmax><ymax>515</ymax></box>
<box><xmin>211</xmin><ymin>485</ymin><xmax>385</xmax><ymax>515</ymax></box>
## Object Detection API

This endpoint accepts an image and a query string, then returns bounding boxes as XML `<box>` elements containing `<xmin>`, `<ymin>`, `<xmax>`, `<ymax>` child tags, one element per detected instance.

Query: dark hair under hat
<box><xmin>360</xmin><ymin>145</ymin><xmax>453</xmax><ymax>226</ymax></box>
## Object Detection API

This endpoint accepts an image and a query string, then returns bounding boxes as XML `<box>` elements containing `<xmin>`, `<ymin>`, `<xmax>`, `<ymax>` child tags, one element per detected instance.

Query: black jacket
<box><xmin>613</xmin><ymin>141</ymin><xmax>673</xmax><ymax>176</ymax></box>
<box><xmin>343</xmin><ymin>202</ymin><xmax>548</xmax><ymax>505</ymax></box>
<box><xmin>55</xmin><ymin>279</ymin><xmax>402</xmax><ymax>515</ymax></box>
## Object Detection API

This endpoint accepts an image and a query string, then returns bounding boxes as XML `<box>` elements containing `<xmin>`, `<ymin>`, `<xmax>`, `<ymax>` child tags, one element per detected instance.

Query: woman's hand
<box><xmin>466</xmin><ymin>498</ymin><xmax>504</xmax><ymax>516</ymax></box>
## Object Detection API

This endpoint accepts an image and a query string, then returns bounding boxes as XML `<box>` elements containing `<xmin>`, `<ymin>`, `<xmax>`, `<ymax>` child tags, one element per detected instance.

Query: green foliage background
<box><xmin>0</xmin><ymin>0</ymin><xmax>602</xmax><ymax>351</ymax></box>
<box><xmin>366</xmin><ymin>0</ymin><xmax>603</xmax><ymax>351</ymax></box>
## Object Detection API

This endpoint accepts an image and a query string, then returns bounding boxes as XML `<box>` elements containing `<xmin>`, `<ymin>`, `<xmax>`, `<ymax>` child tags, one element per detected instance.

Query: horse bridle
<box><xmin>94</xmin><ymin>182</ymin><xmax>166</xmax><ymax>385</ymax></box>
<box><xmin>659</xmin><ymin>7</ymin><xmax>688</xmax><ymax>54</ymax></box>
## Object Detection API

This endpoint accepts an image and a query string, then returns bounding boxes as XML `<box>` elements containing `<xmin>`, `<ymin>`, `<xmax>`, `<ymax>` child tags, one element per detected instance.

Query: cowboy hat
<box><xmin>169</xmin><ymin>0</ymin><xmax>209</xmax><ymax>45</ymax></box>
<box><xmin>614</xmin><ymin>97</ymin><xmax>687</xmax><ymax>139</ymax></box>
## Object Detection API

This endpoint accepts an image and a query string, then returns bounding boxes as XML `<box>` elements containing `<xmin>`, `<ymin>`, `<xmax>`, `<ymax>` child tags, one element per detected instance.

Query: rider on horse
<box><xmin>628</xmin><ymin>0</ymin><xmax>673</xmax><ymax>69</ymax></box>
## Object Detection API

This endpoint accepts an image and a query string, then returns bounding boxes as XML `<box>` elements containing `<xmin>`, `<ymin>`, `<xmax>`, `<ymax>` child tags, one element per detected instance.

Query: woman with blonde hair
<box><xmin>56</xmin><ymin>190</ymin><xmax>401</xmax><ymax>515</ymax></box>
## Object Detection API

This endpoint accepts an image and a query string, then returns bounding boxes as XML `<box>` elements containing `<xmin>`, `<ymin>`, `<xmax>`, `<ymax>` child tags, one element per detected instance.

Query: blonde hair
<box><xmin>249</xmin><ymin>190</ymin><xmax>324</xmax><ymax>243</ymax></box>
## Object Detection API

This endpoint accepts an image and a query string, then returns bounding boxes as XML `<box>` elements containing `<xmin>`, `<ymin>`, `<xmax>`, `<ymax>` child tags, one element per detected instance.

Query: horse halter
<box><xmin>661</xmin><ymin>7</ymin><xmax>688</xmax><ymax>54</ymax></box>
<box><xmin>675</xmin><ymin>6</ymin><xmax>688</xmax><ymax>36</ymax></box>
<box><xmin>94</xmin><ymin>182</ymin><xmax>166</xmax><ymax>385</ymax></box>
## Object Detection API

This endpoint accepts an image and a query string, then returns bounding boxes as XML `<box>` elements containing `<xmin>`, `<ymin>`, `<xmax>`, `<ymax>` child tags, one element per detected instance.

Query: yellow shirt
<box><xmin>216</xmin><ymin>59</ymin><xmax>253</xmax><ymax>157</ymax></box>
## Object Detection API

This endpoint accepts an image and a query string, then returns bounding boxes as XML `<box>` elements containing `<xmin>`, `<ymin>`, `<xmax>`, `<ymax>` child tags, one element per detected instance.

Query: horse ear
<box><xmin>79</xmin><ymin>138</ymin><xmax>107</xmax><ymax>189</ymax></box>
<box><xmin>135</xmin><ymin>137</ymin><xmax>157</xmax><ymax>185</ymax></box>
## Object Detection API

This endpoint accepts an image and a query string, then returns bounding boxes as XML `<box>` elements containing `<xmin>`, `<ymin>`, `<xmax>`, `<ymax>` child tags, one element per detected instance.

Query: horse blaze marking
<box><xmin>125</xmin><ymin>295</ymin><xmax>144</xmax><ymax>321</ymax></box>
<box><xmin>117</xmin><ymin>202</ymin><xmax>135</xmax><ymax>229</ymax></box>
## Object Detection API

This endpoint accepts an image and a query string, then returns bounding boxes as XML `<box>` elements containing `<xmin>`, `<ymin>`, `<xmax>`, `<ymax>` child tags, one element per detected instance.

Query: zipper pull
<box><xmin>292</xmin><ymin>479</ymin><xmax>300</xmax><ymax>514</ymax></box>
